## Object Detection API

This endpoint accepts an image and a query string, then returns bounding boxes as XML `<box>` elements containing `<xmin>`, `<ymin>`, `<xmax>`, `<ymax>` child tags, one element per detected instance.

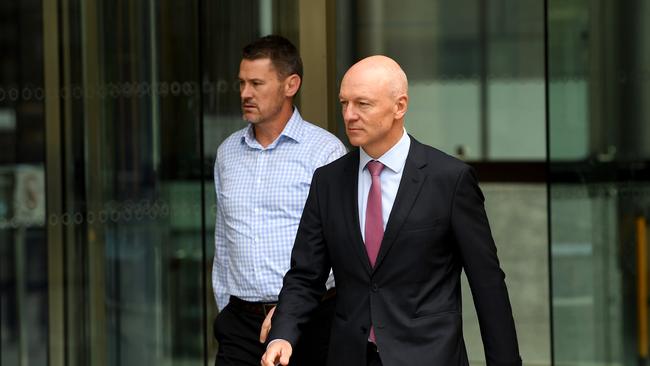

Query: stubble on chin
<box><xmin>242</xmin><ymin>110</ymin><xmax>261</xmax><ymax>124</ymax></box>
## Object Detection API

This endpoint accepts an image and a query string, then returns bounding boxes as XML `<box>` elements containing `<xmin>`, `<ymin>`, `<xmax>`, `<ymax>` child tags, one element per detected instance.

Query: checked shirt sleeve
<box><xmin>212</xmin><ymin>154</ymin><xmax>230</xmax><ymax>311</ymax></box>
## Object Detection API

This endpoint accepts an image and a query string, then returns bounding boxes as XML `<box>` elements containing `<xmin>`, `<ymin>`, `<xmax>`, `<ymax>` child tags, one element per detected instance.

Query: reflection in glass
<box><xmin>0</xmin><ymin>0</ymin><xmax>48</xmax><ymax>365</ymax></box>
<box><xmin>55</xmin><ymin>0</ymin><xmax>206</xmax><ymax>364</ymax></box>
<box><xmin>336</xmin><ymin>0</ymin><xmax>544</xmax><ymax>162</ymax></box>
<box><xmin>49</xmin><ymin>0</ymin><xmax>302</xmax><ymax>364</ymax></box>
<box><xmin>549</xmin><ymin>0</ymin><xmax>650</xmax><ymax>364</ymax></box>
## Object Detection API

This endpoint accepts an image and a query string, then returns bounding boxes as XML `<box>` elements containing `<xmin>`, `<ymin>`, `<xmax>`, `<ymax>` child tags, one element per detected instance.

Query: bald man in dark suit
<box><xmin>260</xmin><ymin>55</ymin><xmax>521</xmax><ymax>366</ymax></box>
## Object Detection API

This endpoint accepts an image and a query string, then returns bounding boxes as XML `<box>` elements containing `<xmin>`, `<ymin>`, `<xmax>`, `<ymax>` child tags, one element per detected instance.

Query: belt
<box><xmin>228</xmin><ymin>288</ymin><xmax>336</xmax><ymax>317</ymax></box>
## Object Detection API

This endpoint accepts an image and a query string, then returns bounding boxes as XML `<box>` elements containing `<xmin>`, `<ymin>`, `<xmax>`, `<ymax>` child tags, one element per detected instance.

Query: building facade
<box><xmin>1</xmin><ymin>1</ymin><xmax>649</xmax><ymax>365</ymax></box>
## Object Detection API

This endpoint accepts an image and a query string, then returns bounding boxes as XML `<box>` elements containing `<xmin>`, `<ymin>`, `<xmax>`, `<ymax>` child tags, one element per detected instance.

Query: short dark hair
<box><xmin>242</xmin><ymin>35</ymin><xmax>303</xmax><ymax>80</ymax></box>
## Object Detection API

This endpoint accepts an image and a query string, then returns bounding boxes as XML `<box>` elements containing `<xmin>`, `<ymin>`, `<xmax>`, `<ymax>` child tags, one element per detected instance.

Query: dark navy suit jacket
<box><xmin>269</xmin><ymin>137</ymin><xmax>522</xmax><ymax>366</ymax></box>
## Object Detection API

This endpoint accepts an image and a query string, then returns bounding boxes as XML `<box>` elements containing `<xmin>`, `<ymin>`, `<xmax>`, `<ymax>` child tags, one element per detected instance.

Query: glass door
<box><xmin>31</xmin><ymin>0</ymin><xmax>303</xmax><ymax>365</ymax></box>
<box><xmin>548</xmin><ymin>0</ymin><xmax>650</xmax><ymax>365</ymax></box>
<box><xmin>48</xmin><ymin>0</ymin><xmax>206</xmax><ymax>364</ymax></box>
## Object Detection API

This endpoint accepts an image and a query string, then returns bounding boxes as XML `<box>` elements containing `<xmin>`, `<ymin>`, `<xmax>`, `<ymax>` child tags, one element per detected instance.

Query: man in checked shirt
<box><xmin>211</xmin><ymin>35</ymin><xmax>346</xmax><ymax>366</ymax></box>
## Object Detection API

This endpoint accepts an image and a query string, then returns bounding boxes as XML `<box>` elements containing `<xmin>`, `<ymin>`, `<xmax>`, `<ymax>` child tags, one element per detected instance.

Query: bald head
<box><xmin>339</xmin><ymin>55</ymin><xmax>409</xmax><ymax>158</ymax></box>
<box><xmin>343</xmin><ymin>55</ymin><xmax>408</xmax><ymax>99</ymax></box>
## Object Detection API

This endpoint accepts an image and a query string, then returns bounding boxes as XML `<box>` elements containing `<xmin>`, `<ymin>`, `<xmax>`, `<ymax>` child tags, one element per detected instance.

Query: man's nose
<box><xmin>342</xmin><ymin>105</ymin><xmax>358</xmax><ymax>122</ymax></box>
<box><xmin>240</xmin><ymin>83</ymin><xmax>252</xmax><ymax>99</ymax></box>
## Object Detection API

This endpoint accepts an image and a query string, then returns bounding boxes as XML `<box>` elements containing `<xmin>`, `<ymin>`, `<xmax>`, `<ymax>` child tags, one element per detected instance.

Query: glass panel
<box><xmin>0</xmin><ymin>0</ymin><xmax>48</xmax><ymax>365</ymax></box>
<box><xmin>549</xmin><ymin>0</ymin><xmax>650</xmax><ymax>364</ymax></box>
<box><xmin>336</xmin><ymin>0</ymin><xmax>545</xmax><ymax>162</ymax></box>
<box><xmin>39</xmin><ymin>0</ymin><xmax>298</xmax><ymax>365</ymax></box>
<box><xmin>336</xmin><ymin>0</ymin><xmax>482</xmax><ymax>159</ymax></box>
<box><xmin>1</xmin><ymin>0</ymin><xmax>307</xmax><ymax>364</ymax></box>
<box><xmin>550</xmin><ymin>184</ymin><xmax>623</xmax><ymax>363</ymax></box>
<box><xmin>462</xmin><ymin>183</ymin><xmax>550</xmax><ymax>365</ymax></box>
<box><xmin>486</xmin><ymin>1</ymin><xmax>545</xmax><ymax>160</ymax></box>
<box><xmin>55</xmin><ymin>0</ymin><xmax>205</xmax><ymax>364</ymax></box>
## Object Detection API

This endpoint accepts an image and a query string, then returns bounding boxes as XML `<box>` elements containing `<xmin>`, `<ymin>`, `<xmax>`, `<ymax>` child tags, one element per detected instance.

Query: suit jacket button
<box><xmin>371</xmin><ymin>283</ymin><xmax>378</xmax><ymax>292</ymax></box>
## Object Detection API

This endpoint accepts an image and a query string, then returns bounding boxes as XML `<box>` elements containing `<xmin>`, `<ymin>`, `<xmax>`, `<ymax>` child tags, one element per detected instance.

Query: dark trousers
<box><xmin>366</xmin><ymin>343</ymin><xmax>383</xmax><ymax>366</ymax></box>
<box><xmin>214</xmin><ymin>296</ymin><xmax>334</xmax><ymax>366</ymax></box>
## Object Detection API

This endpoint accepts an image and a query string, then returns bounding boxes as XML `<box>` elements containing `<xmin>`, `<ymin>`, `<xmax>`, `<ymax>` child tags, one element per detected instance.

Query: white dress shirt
<box><xmin>358</xmin><ymin>130</ymin><xmax>411</xmax><ymax>239</ymax></box>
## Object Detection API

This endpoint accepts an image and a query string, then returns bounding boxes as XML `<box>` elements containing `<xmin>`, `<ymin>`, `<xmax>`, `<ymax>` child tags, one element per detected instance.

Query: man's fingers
<box><xmin>279</xmin><ymin>349</ymin><xmax>291</xmax><ymax>366</ymax></box>
<box><xmin>260</xmin><ymin>351</ymin><xmax>277</xmax><ymax>366</ymax></box>
<box><xmin>261</xmin><ymin>347</ymin><xmax>279</xmax><ymax>366</ymax></box>
<box><xmin>259</xmin><ymin>306</ymin><xmax>276</xmax><ymax>343</ymax></box>
<box><xmin>261</xmin><ymin>341</ymin><xmax>292</xmax><ymax>366</ymax></box>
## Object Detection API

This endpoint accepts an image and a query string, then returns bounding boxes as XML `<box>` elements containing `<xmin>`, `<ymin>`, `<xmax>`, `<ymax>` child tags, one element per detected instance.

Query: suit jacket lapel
<box><xmin>342</xmin><ymin>149</ymin><xmax>373</xmax><ymax>274</ymax></box>
<box><xmin>374</xmin><ymin>138</ymin><xmax>428</xmax><ymax>271</ymax></box>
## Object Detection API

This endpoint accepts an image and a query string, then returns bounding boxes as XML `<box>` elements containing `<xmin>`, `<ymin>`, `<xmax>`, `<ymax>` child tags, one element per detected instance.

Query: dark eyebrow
<box><xmin>239</xmin><ymin>78</ymin><xmax>264</xmax><ymax>83</ymax></box>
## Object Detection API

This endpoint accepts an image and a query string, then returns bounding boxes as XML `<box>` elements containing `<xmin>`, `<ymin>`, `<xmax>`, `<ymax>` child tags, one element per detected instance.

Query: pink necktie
<box><xmin>365</xmin><ymin>160</ymin><xmax>385</xmax><ymax>267</ymax></box>
<box><xmin>365</xmin><ymin>160</ymin><xmax>384</xmax><ymax>343</ymax></box>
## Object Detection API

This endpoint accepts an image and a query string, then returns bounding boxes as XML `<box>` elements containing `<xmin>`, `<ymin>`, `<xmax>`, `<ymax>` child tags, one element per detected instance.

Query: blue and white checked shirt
<box><xmin>212</xmin><ymin>108</ymin><xmax>347</xmax><ymax>311</ymax></box>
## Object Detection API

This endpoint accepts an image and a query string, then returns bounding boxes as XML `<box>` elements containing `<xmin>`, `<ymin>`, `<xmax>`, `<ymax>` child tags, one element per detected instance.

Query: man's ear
<box><xmin>285</xmin><ymin>74</ymin><xmax>301</xmax><ymax>97</ymax></box>
<box><xmin>394</xmin><ymin>94</ymin><xmax>408</xmax><ymax>119</ymax></box>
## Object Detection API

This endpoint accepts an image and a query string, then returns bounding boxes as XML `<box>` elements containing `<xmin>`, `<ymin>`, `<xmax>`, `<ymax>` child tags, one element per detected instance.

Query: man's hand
<box><xmin>259</xmin><ymin>306</ymin><xmax>275</xmax><ymax>343</ymax></box>
<box><xmin>261</xmin><ymin>340</ymin><xmax>292</xmax><ymax>366</ymax></box>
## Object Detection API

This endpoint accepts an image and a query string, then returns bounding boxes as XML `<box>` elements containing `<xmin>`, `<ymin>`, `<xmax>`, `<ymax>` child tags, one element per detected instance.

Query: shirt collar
<box><xmin>240</xmin><ymin>107</ymin><xmax>306</xmax><ymax>149</ymax></box>
<box><xmin>360</xmin><ymin>129</ymin><xmax>411</xmax><ymax>174</ymax></box>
